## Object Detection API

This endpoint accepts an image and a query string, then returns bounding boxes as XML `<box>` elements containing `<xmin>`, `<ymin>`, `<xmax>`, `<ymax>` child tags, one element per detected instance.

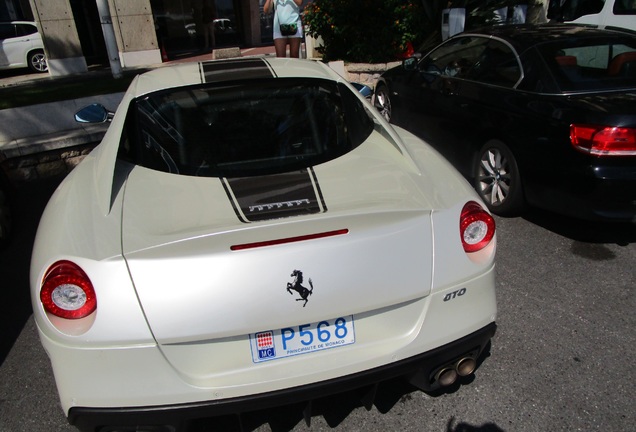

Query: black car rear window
<box><xmin>119</xmin><ymin>78</ymin><xmax>374</xmax><ymax>177</ymax></box>
<box><xmin>538</xmin><ymin>37</ymin><xmax>636</xmax><ymax>92</ymax></box>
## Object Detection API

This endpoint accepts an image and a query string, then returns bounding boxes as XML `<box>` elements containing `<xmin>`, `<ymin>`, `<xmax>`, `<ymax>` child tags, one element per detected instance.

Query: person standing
<box><xmin>202</xmin><ymin>0</ymin><xmax>216</xmax><ymax>52</ymax></box>
<box><xmin>264</xmin><ymin>0</ymin><xmax>303</xmax><ymax>58</ymax></box>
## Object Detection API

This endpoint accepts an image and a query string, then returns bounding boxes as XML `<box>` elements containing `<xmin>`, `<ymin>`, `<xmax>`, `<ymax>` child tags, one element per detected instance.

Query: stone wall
<box><xmin>343</xmin><ymin>61</ymin><xmax>401</xmax><ymax>89</ymax></box>
<box><xmin>1</xmin><ymin>143</ymin><xmax>96</xmax><ymax>183</ymax></box>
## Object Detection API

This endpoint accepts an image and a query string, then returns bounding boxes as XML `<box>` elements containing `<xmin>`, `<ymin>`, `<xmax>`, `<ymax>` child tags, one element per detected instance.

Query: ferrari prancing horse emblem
<box><xmin>286</xmin><ymin>270</ymin><xmax>313</xmax><ymax>307</ymax></box>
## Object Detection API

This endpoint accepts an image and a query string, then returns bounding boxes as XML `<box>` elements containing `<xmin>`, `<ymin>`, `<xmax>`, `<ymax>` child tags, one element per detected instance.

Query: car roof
<box><xmin>0</xmin><ymin>21</ymin><xmax>37</xmax><ymax>25</ymax></box>
<box><xmin>129</xmin><ymin>57</ymin><xmax>346</xmax><ymax>98</ymax></box>
<box><xmin>461</xmin><ymin>23</ymin><xmax>636</xmax><ymax>53</ymax></box>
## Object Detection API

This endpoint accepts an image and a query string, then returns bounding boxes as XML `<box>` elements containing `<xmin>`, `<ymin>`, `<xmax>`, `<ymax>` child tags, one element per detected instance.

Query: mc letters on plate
<box><xmin>249</xmin><ymin>316</ymin><xmax>355</xmax><ymax>363</ymax></box>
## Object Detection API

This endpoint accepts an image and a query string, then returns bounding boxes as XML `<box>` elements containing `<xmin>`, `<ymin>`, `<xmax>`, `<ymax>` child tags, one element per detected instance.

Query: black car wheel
<box><xmin>374</xmin><ymin>84</ymin><xmax>392</xmax><ymax>122</ymax></box>
<box><xmin>28</xmin><ymin>49</ymin><xmax>48</xmax><ymax>73</ymax></box>
<box><xmin>474</xmin><ymin>140</ymin><xmax>524</xmax><ymax>216</ymax></box>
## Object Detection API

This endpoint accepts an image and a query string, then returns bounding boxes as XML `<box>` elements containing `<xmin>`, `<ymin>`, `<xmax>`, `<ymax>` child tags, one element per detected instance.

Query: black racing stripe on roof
<box><xmin>200</xmin><ymin>58</ymin><xmax>276</xmax><ymax>83</ymax></box>
<box><xmin>222</xmin><ymin>168</ymin><xmax>327</xmax><ymax>223</ymax></box>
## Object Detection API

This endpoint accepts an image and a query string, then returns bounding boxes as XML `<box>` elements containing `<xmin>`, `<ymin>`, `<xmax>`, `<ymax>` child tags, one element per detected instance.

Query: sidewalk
<box><xmin>0</xmin><ymin>45</ymin><xmax>277</xmax><ymax>183</ymax></box>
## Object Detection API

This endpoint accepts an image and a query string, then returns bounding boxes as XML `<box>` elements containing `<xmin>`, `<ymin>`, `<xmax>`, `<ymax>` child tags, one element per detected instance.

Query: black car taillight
<box><xmin>570</xmin><ymin>124</ymin><xmax>636</xmax><ymax>156</ymax></box>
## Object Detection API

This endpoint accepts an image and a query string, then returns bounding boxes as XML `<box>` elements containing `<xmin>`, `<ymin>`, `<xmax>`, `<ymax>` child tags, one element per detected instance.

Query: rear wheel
<box><xmin>27</xmin><ymin>50</ymin><xmax>48</xmax><ymax>73</ymax></box>
<box><xmin>374</xmin><ymin>84</ymin><xmax>392</xmax><ymax>122</ymax></box>
<box><xmin>473</xmin><ymin>140</ymin><xmax>524</xmax><ymax>216</ymax></box>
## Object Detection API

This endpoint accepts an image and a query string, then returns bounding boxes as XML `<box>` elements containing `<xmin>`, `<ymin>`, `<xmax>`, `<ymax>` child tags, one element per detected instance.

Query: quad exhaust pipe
<box><xmin>434</xmin><ymin>356</ymin><xmax>477</xmax><ymax>387</ymax></box>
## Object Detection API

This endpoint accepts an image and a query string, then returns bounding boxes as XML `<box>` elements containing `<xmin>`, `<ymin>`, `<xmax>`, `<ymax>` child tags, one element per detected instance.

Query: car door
<box><xmin>0</xmin><ymin>23</ymin><xmax>37</xmax><ymax>68</ymax></box>
<box><xmin>400</xmin><ymin>36</ymin><xmax>492</xmax><ymax>167</ymax></box>
<box><xmin>440</xmin><ymin>38</ymin><xmax>524</xmax><ymax>174</ymax></box>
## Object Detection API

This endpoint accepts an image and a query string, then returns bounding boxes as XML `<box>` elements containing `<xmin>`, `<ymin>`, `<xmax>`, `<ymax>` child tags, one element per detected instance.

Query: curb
<box><xmin>0</xmin><ymin>93</ymin><xmax>124</xmax><ymax>183</ymax></box>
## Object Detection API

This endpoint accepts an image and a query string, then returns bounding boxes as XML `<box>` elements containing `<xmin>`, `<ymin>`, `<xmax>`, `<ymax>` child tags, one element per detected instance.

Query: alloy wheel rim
<box><xmin>375</xmin><ymin>89</ymin><xmax>391</xmax><ymax>121</ymax></box>
<box><xmin>32</xmin><ymin>54</ymin><xmax>47</xmax><ymax>72</ymax></box>
<box><xmin>477</xmin><ymin>148</ymin><xmax>511</xmax><ymax>206</ymax></box>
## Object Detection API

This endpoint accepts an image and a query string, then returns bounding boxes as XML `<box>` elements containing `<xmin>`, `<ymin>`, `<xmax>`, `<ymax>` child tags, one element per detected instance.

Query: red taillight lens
<box><xmin>460</xmin><ymin>201</ymin><xmax>495</xmax><ymax>253</ymax></box>
<box><xmin>40</xmin><ymin>260</ymin><xmax>96</xmax><ymax>319</ymax></box>
<box><xmin>570</xmin><ymin>124</ymin><xmax>636</xmax><ymax>156</ymax></box>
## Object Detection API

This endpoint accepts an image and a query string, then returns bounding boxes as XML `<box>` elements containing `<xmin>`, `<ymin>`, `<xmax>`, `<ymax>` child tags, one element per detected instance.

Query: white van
<box><xmin>442</xmin><ymin>1</ymin><xmax>635</xmax><ymax>41</ymax></box>
<box><xmin>548</xmin><ymin>0</ymin><xmax>636</xmax><ymax>32</ymax></box>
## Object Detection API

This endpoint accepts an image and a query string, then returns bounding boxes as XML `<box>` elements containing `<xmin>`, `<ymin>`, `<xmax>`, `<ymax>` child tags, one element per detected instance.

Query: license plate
<box><xmin>249</xmin><ymin>315</ymin><xmax>355</xmax><ymax>363</ymax></box>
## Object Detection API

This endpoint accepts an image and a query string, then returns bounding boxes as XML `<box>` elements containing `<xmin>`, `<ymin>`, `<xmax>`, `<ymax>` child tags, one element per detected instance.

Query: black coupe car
<box><xmin>374</xmin><ymin>24</ymin><xmax>636</xmax><ymax>222</ymax></box>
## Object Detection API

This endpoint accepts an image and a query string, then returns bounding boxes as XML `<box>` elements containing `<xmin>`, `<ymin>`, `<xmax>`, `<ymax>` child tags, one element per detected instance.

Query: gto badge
<box><xmin>443</xmin><ymin>288</ymin><xmax>467</xmax><ymax>302</ymax></box>
<box><xmin>286</xmin><ymin>270</ymin><xmax>313</xmax><ymax>307</ymax></box>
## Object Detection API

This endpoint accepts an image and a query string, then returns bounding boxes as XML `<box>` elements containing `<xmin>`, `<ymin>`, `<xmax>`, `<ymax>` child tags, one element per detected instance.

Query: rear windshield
<box><xmin>118</xmin><ymin>78</ymin><xmax>374</xmax><ymax>177</ymax></box>
<box><xmin>538</xmin><ymin>36</ymin><xmax>636</xmax><ymax>92</ymax></box>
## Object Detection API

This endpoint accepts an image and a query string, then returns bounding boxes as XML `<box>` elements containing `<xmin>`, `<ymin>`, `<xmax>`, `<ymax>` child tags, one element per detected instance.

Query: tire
<box><xmin>27</xmin><ymin>49</ymin><xmax>48</xmax><ymax>73</ymax></box>
<box><xmin>374</xmin><ymin>84</ymin><xmax>392</xmax><ymax>122</ymax></box>
<box><xmin>473</xmin><ymin>139</ymin><xmax>524</xmax><ymax>216</ymax></box>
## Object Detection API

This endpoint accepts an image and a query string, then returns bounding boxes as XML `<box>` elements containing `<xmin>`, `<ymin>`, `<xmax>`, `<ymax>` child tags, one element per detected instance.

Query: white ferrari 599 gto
<box><xmin>30</xmin><ymin>57</ymin><xmax>497</xmax><ymax>432</ymax></box>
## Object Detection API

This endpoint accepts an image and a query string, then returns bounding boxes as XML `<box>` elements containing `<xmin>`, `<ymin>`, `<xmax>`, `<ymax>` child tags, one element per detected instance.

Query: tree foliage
<box><xmin>302</xmin><ymin>0</ymin><xmax>543</xmax><ymax>63</ymax></box>
<box><xmin>303</xmin><ymin>0</ymin><xmax>431</xmax><ymax>63</ymax></box>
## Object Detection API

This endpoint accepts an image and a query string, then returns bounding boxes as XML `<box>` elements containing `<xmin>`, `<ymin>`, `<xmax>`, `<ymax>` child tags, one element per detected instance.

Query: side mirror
<box><xmin>351</xmin><ymin>82</ymin><xmax>373</xmax><ymax>99</ymax></box>
<box><xmin>403</xmin><ymin>57</ymin><xmax>418</xmax><ymax>71</ymax></box>
<box><xmin>75</xmin><ymin>104</ymin><xmax>113</xmax><ymax>123</ymax></box>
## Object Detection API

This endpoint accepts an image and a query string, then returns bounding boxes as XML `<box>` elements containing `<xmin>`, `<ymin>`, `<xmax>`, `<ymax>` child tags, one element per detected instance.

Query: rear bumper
<box><xmin>69</xmin><ymin>322</ymin><xmax>496</xmax><ymax>432</ymax></box>
<box><xmin>526</xmin><ymin>164</ymin><xmax>636</xmax><ymax>222</ymax></box>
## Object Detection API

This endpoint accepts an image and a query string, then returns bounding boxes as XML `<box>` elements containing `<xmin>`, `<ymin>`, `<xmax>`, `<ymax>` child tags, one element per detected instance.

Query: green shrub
<box><xmin>303</xmin><ymin>0</ymin><xmax>428</xmax><ymax>63</ymax></box>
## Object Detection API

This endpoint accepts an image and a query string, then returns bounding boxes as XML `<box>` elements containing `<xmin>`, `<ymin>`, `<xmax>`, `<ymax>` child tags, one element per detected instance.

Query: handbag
<box><xmin>279</xmin><ymin>23</ymin><xmax>298</xmax><ymax>36</ymax></box>
<box><xmin>274</xmin><ymin>0</ymin><xmax>298</xmax><ymax>36</ymax></box>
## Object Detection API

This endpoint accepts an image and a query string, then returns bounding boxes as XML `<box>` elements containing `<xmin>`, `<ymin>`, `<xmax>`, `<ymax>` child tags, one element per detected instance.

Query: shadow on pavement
<box><xmin>522</xmin><ymin>207</ymin><xmax>636</xmax><ymax>245</ymax></box>
<box><xmin>0</xmin><ymin>176</ymin><xmax>62</xmax><ymax>365</ymax></box>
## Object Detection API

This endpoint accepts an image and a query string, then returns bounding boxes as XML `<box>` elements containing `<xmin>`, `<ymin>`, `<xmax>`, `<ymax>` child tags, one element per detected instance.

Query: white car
<box><xmin>0</xmin><ymin>21</ymin><xmax>47</xmax><ymax>73</ymax></box>
<box><xmin>31</xmin><ymin>58</ymin><xmax>497</xmax><ymax>431</ymax></box>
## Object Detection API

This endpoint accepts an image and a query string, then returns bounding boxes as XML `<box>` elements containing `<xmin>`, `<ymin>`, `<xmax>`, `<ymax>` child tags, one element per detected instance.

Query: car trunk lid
<box><xmin>121</xmin><ymin>139</ymin><xmax>436</xmax><ymax>345</ymax></box>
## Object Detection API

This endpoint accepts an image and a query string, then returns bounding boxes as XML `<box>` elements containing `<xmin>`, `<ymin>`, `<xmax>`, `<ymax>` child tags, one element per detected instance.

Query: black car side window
<box><xmin>0</xmin><ymin>24</ymin><xmax>15</xmax><ymax>40</ymax></box>
<box><xmin>422</xmin><ymin>36</ymin><xmax>488</xmax><ymax>78</ymax></box>
<box><xmin>464</xmin><ymin>40</ymin><xmax>521</xmax><ymax>88</ymax></box>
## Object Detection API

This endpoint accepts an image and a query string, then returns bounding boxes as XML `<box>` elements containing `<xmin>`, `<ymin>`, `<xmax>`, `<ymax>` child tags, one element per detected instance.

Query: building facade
<box><xmin>1</xmin><ymin>0</ymin><xmax>273</xmax><ymax>76</ymax></box>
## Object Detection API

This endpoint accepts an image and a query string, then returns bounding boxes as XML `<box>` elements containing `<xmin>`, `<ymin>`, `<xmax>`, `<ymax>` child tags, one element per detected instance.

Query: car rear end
<box><xmin>31</xmin><ymin>59</ymin><xmax>497</xmax><ymax>431</ymax></box>
<box><xmin>530</xmin><ymin>30</ymin><xmax>636</xmax><ymax>221</ymax></box>
<box><xmin>51</xmin><ymin>178</ymin><xmax>496</xmax><ymax>431</ymax></box>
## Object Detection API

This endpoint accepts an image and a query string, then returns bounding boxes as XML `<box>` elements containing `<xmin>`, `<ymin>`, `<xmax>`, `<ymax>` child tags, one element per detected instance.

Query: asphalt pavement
<box><xmin>0</xmin><ymin>179</ymin><xmax>634</xmax><ymax>431</ymax></box>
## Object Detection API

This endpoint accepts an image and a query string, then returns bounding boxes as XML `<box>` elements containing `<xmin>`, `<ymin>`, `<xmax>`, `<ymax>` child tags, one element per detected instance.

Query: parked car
<box><xmin>31</xmin><ymin>57</ymin><xmax>497</xmax><ymax>431</ymax></box>
<box><xmin>0</xmin><ymin>21</ymin><xmax>47</xmax><ymax>73</ymax></box>
<box><xmin>374</xmin><ymin>24</ymin><xmax>636</xmax><ymax>221</ymax></box>
<box><xmin>548</xmin><ymin>0</ymin><xmax>636</xmax><ymax>32</ymax></box>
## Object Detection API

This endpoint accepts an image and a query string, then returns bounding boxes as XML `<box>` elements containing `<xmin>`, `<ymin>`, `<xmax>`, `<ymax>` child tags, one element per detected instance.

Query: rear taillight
<box><xmin>40</xmin><ymin>260</ymin><xmax>96</xmax><ymax>319</ymax></box>
<box><xmin>570</xmin><ymin>124</ymin><xmax>636</xmax><ymax>156</ymax></box>
<box><xmin>460</xmin><ymin>201</ymin><xmax>495</xmax><ymax>253</ymax></box>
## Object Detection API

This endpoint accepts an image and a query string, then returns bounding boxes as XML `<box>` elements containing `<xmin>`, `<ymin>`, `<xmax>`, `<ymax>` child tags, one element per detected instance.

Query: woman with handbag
<box><xmin>263</xmin><ymin>0</ymin><xmax>303</xmax><ymax>58</ymax></box>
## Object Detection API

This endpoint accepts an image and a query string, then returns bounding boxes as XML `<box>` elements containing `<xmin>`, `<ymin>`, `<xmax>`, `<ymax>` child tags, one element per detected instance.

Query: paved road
<box><xmin>0</xmin><ymin>176</ymin><xmax>634</xmax><ymax>432</ymax></box>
